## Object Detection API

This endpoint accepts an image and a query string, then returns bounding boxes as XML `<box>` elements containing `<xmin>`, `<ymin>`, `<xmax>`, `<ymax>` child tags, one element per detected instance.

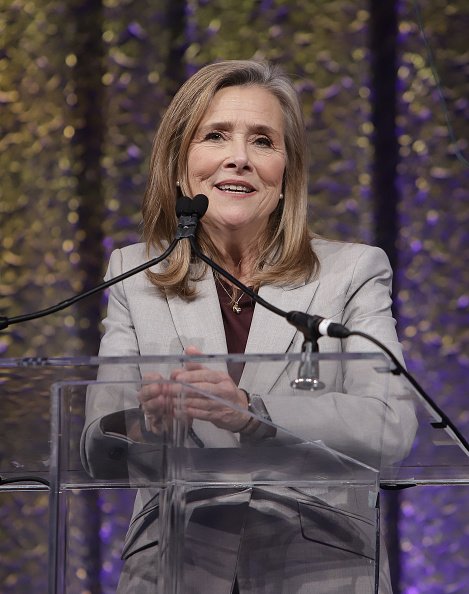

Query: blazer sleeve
<box><xmin>264</xmin><ymin>245</ymin><xmax>417</xmax><ymax>467</ymax></box>
<box><xmin>80</xmin><ymin>248</ymin><xmax>145</xmax><ymax>478</ymax></box>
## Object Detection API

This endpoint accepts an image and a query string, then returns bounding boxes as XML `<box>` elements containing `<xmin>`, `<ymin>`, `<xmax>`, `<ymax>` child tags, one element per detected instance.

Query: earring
<box><xmin>176</xmin><ymin>180</ymin><xmax>180</xmax><ymax>187</ymax></box>
<box><xmin>279</xmin><ymin>193</ymin><xmax>284</xmax><ymax>200</ymax></box>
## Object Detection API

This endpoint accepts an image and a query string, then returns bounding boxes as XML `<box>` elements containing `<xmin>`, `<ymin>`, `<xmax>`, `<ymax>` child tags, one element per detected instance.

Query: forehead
<box><xmin>198</xmin><ymin>85</ymin><xmax>285</xmax><ymax>131</ymax></box>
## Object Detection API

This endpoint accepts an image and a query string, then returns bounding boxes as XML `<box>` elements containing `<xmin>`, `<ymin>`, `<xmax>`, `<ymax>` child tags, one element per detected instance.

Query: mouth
<box><xmin>214</xmin><ymin>182</ymin><xmax>255</xmax><ymax>195</ymax></box>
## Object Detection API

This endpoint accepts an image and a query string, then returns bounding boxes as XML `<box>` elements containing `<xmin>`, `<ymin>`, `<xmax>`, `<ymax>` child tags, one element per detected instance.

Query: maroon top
<box><xmin>215</xmin><ymin>277</ymin><xmax>255</xmax><ymax>385</ymax></box>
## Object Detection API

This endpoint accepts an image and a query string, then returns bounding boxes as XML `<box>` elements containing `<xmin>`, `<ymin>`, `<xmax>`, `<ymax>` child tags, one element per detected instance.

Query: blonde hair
<box><xmin>142</xmin><ymin>60</ymin><xmax>318</xmax><ymax>297</ymax></box>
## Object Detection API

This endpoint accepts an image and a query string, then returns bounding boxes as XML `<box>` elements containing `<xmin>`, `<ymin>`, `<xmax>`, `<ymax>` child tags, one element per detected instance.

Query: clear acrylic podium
<box><xmin>1</xmin><ymin>352</ymin><xmax>469</xmax><ymax>594</ymax></box>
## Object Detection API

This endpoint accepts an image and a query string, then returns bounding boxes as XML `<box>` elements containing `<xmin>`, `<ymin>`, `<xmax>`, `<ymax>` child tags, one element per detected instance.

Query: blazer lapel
<box><xmin>241</xmin><ymin>279</ymin><xmax>320</xmax><ymax>394</ymax></box>
<box><xmin>166</xmin><ymin>271</ymin><xmax>228</xmax><ymax>354</ymax></box>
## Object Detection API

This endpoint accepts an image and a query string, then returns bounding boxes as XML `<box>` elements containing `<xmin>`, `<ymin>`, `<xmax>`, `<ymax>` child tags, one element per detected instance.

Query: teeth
<box><xmin>218</xmin><ymin>184</ymin><xmax>252</xmax><ymax>193</ymax></box>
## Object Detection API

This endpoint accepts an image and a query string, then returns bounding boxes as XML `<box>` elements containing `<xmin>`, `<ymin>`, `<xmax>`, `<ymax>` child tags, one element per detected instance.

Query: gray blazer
<box><xmin>82</xmin><ymin>238</ymin><xmax>416</xmax><ymax>594</ymax></box>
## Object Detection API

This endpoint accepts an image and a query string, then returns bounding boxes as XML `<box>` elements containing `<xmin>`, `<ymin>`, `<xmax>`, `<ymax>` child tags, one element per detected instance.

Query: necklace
<box><xmin>216</xmin><ymin>276</ymin><xmax>245</xmax><ymax>314</ymax></box>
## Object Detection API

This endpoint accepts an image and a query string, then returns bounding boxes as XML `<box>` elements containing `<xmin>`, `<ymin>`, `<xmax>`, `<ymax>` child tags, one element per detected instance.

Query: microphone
<box><xmin>175</xmin><ymin>194</ymin><xmax>209</xmax><ymax>239</ymax></box>
<box><xmin>285</xmin><ymin>313</ymin><xmax>350</xmax><ymax>389</ymax></box>
<box><xmin>286</xmin><ymin>311</ymin><xmax>350</xmax><ymax>340</ymax></box>
<box><xmin>176</xmin><ymin>194</ymin><xmax>209</xmax><ymax>218</ymax></box>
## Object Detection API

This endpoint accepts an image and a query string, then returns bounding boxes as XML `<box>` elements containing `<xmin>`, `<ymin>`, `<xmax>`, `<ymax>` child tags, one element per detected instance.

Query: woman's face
<box><xmin>186</xmin><ymin>85</ymin><xmax>286</xmax><ymax>240</ymax></box>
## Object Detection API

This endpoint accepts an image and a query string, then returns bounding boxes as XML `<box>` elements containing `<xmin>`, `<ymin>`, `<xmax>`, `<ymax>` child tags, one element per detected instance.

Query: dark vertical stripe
<box><xmin>69</xmin><ymin>2</ymin><xmax>105</xmax><ymax>591</ymax></box>
<box><xmin>72</xmin><ymin>0</ymin><xmax>106</xmax><ymax>352</ymax></box>
<box><xmin>164</xmin><ymin>0</ymin><xmax>190</xmax><ymax>91</ymax></box>
<box><xmin>370</xmin><ymin>0</ymin><xmax>399</xmax><ymax>274</ymax></box>
<box><xmin>369</xmin><ymin>1</ymin><xmax>401</xmax><ymax>593</ymax></box>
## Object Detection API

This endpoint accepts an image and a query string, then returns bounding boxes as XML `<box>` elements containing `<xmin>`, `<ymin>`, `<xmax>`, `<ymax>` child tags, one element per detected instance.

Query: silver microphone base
<box><xmin>290</xmin><ymin>377</ymin><xmax>325</xmax><ymax>391</ymax></box>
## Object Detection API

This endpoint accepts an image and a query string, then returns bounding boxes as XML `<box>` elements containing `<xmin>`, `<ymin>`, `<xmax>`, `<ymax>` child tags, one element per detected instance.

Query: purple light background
<box><xmin>0</xmin><ymin>1</ymin><xmax>468</xmax><ymax>592</ymax></box>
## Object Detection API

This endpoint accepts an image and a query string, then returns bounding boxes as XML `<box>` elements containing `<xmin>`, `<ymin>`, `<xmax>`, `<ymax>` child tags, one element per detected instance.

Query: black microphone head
<box><xmin>192</xmin><ymin>194</ymin><xmax>209</xmax><ymax>218</ymax></box>
<box><xmin>175</xmin><ymin>194</ymin><xmax>209</xmax><ymax>218</ymax></box>
<box><xmin>175</xmin><ymin>196</ymin><xmax>192</xmax><ymax>217</ymax></box>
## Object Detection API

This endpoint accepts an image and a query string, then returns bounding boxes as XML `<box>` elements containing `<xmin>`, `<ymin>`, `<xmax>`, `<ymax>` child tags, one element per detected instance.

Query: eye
<box><xmin>203</xmin><ymin>131</ymin><xmax>224</xmax><ymax>141</ymax></box>
<box><xmin>254</xmin><ymin>136</ymin><xmax>273</xmax><ymax>148</ymax></box>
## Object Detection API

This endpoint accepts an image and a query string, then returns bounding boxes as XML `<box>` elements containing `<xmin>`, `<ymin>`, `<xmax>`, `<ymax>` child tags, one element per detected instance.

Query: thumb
<box><xmin>185</xmin><ymin>345</ymin><xmax>203</xmax><ymax>356</ymax></box>
<box><xmin>176</xmin><ymin>345</ymin><xmax>205</xmax><ymax>373</ymax></box>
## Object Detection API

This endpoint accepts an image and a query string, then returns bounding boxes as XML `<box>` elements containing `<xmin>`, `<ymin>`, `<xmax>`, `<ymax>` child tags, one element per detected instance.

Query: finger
<box><xmin>143</xmin><ymin>396</ymin><xmax>178</xmax><ymax>422</ymax></box>
<box><xmin>170</xmin><ymin>363</ymin><xmax>206</xmax><ymax>380</ymax></box>
<box><xmin>182</xmin><ymin>405</ymin><xmax>212</xmax><ymax>422</ymax></box>
<box><xmin>139</xmin><ymin>383</ymin><xmax>162</xmax><ymax>401</ymax></box>
<box><xmin>139</xmin><ymin>381</ymin><xmax>175</xmax><ymax>405</ymax></box>
<box><xmin>185</xmin><ymin>345</ymin><xmax>202</xmax><ymax>356</ymax></box>
<box><xmin>172</xmin><ymin>368</ymin><xmax>224</xmax><ymax>386</ymax></box>
<box><xmin>139</xmin><ymin>376</ymin><xmax>166</xmax><ymax>402</ymax></box>
<box><xmin>169</xmin><ymin>346</ymin><xmax>207</xmax><ymax>379</ymax></box>
<box><xmin>170</xmin><ymin>366</ymin><xmax>203</xmax><ymax>381</ymax></box>
<box><xmin>142</xmin><ymin>372</ymin><xmax>163</xmax><ymax>382</ymax></box>
<box><xmin>183</xmin><ymin>345</ymin><xmax>206</xmax><ymax>372</ymax></box>
<box><xmin>179</xmin><ymin>393</ymin><xmax>214</xmax><ymax>409</ymax></box>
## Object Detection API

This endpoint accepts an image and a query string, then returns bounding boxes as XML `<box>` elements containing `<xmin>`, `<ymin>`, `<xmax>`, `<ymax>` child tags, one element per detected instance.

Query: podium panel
<box><xmin>1</xmin><ymin>353</ymin><xmax>469</xmax><ymax>593</ymax></box>
<box><xmin>56</xmin><ymin>357</ymin><xmax>383</xmax><ymax>594</ymax></box>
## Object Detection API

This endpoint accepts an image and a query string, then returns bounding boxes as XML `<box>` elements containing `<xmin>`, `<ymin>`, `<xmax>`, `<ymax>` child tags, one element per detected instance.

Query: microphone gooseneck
<box><xmin>0</xmin><ymin>237</ymin><xmax>180</xmax><ymax>331</ymax></box>
<box><xmin>0</xmin><ymin>195</ymin><xmax>207</xmax><ymax>331</ymax></box>
<box><xmin>193</xmin><ymin>231</ymin><xmax>469</xmax><ymax>453</ymax></box>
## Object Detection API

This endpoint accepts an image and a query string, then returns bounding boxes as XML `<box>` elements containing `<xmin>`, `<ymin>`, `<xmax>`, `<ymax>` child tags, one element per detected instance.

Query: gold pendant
<box><xmin>232</xmin><ymin>303</ymin><xmax>242</xmax><ymax>314</ymax></box>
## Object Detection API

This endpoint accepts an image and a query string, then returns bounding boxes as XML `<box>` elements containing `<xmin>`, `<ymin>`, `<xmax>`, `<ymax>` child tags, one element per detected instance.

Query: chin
<box><xmin>206</xmin><ymin>216</ymin><xmax>253</xmax><ymax>234</ymax></box>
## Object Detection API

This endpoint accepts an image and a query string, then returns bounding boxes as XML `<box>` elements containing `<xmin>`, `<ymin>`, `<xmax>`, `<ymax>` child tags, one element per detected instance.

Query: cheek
<box><xmin>187</xmin><ymin>147</ymin><xmax>217</xmax><ymax>182</ymax></box>
<box><xmin>187</xmin><ymin>157</ymin><xmax>202</xmax><ymax>182</ymax></box>
<box><xmin>261</xmin><ymin>157</ymin><xmax>285</xmax><ymax>188</ymax></box>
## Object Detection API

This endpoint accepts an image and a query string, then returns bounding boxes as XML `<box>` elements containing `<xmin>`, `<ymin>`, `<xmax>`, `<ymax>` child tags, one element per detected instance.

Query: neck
<box><xmin>212</xmin><ymin>239</ymin><xmax>257</xmax><ymax>285</ymax></box>
<box><xmin>200</xmin><ymin>220</ymin><xmax>266</xmax><ymax>284</ymax></box>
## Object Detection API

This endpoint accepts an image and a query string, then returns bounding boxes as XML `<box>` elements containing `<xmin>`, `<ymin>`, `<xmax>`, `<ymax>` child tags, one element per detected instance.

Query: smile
<box><xmin>215</xmin><ymin>182</ymin><xmax>255</xmax><ymax>194</ymax></box>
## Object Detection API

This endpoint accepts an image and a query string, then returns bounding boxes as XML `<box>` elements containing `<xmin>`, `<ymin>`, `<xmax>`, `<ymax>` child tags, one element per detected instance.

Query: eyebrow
<box><xmin>198</xmin><ymin>121</ymin><xmax>282</xmax><ymax>138</ymax></box>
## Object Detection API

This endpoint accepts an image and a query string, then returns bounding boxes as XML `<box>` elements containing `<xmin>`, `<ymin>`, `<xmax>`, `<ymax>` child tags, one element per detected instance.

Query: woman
<box><xmin>82</xmin><ymin>60</ymin><xmax>416</xmax><ymax>593</ymax></box>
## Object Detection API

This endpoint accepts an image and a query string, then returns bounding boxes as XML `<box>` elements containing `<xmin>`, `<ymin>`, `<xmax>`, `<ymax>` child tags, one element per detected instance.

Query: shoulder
<box><xmin>311</xmin><ymin>236</ymin><xmax>388</xmax><ymax>261</ymax></box>
<box><xmin>106</xmin><ymin>242</ymin><xmax>159</xmax><ymax>276</ymax></box>
<box><xmin>104</xmin><ymin>243</ymin><xmax>165</xmax><ymax>280</ymax></box>
<box><xmin>112</xmin><ymin>242</ymin><xmax>149</xmax><ymax>265</ymax></box>
<box><xmin>311</xmin><ymin>237</ymin><xmax>391</xmax><ymax>274</ymax></box>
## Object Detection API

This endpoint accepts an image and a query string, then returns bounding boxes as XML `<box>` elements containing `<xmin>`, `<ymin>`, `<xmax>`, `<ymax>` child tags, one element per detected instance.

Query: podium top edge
<box><xmin>0</xmin><ymin>352</ymin><xmax>389</xmax><ymax>368</ymax></box>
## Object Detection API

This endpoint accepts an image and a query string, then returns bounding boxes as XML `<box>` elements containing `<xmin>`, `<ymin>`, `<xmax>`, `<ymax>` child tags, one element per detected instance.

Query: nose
<box><xmin>223</xmin><ymin>139</ymin><xmax>252</xmax><ymax>172</ymax></box>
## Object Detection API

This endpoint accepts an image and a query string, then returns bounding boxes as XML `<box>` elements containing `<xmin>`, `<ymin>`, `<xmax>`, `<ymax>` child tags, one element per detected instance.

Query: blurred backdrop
<box><xmin>0</xmin><ymin>0</ymin><xmax>468</xmax><ymax>592</ymax></box>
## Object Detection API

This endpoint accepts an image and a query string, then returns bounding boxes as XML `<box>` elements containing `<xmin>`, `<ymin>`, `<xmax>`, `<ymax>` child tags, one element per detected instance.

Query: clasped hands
<box><xmin>138</xmin><ymin>346</ymin><xmax>251</xmax><ymax>435</ymax></box>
